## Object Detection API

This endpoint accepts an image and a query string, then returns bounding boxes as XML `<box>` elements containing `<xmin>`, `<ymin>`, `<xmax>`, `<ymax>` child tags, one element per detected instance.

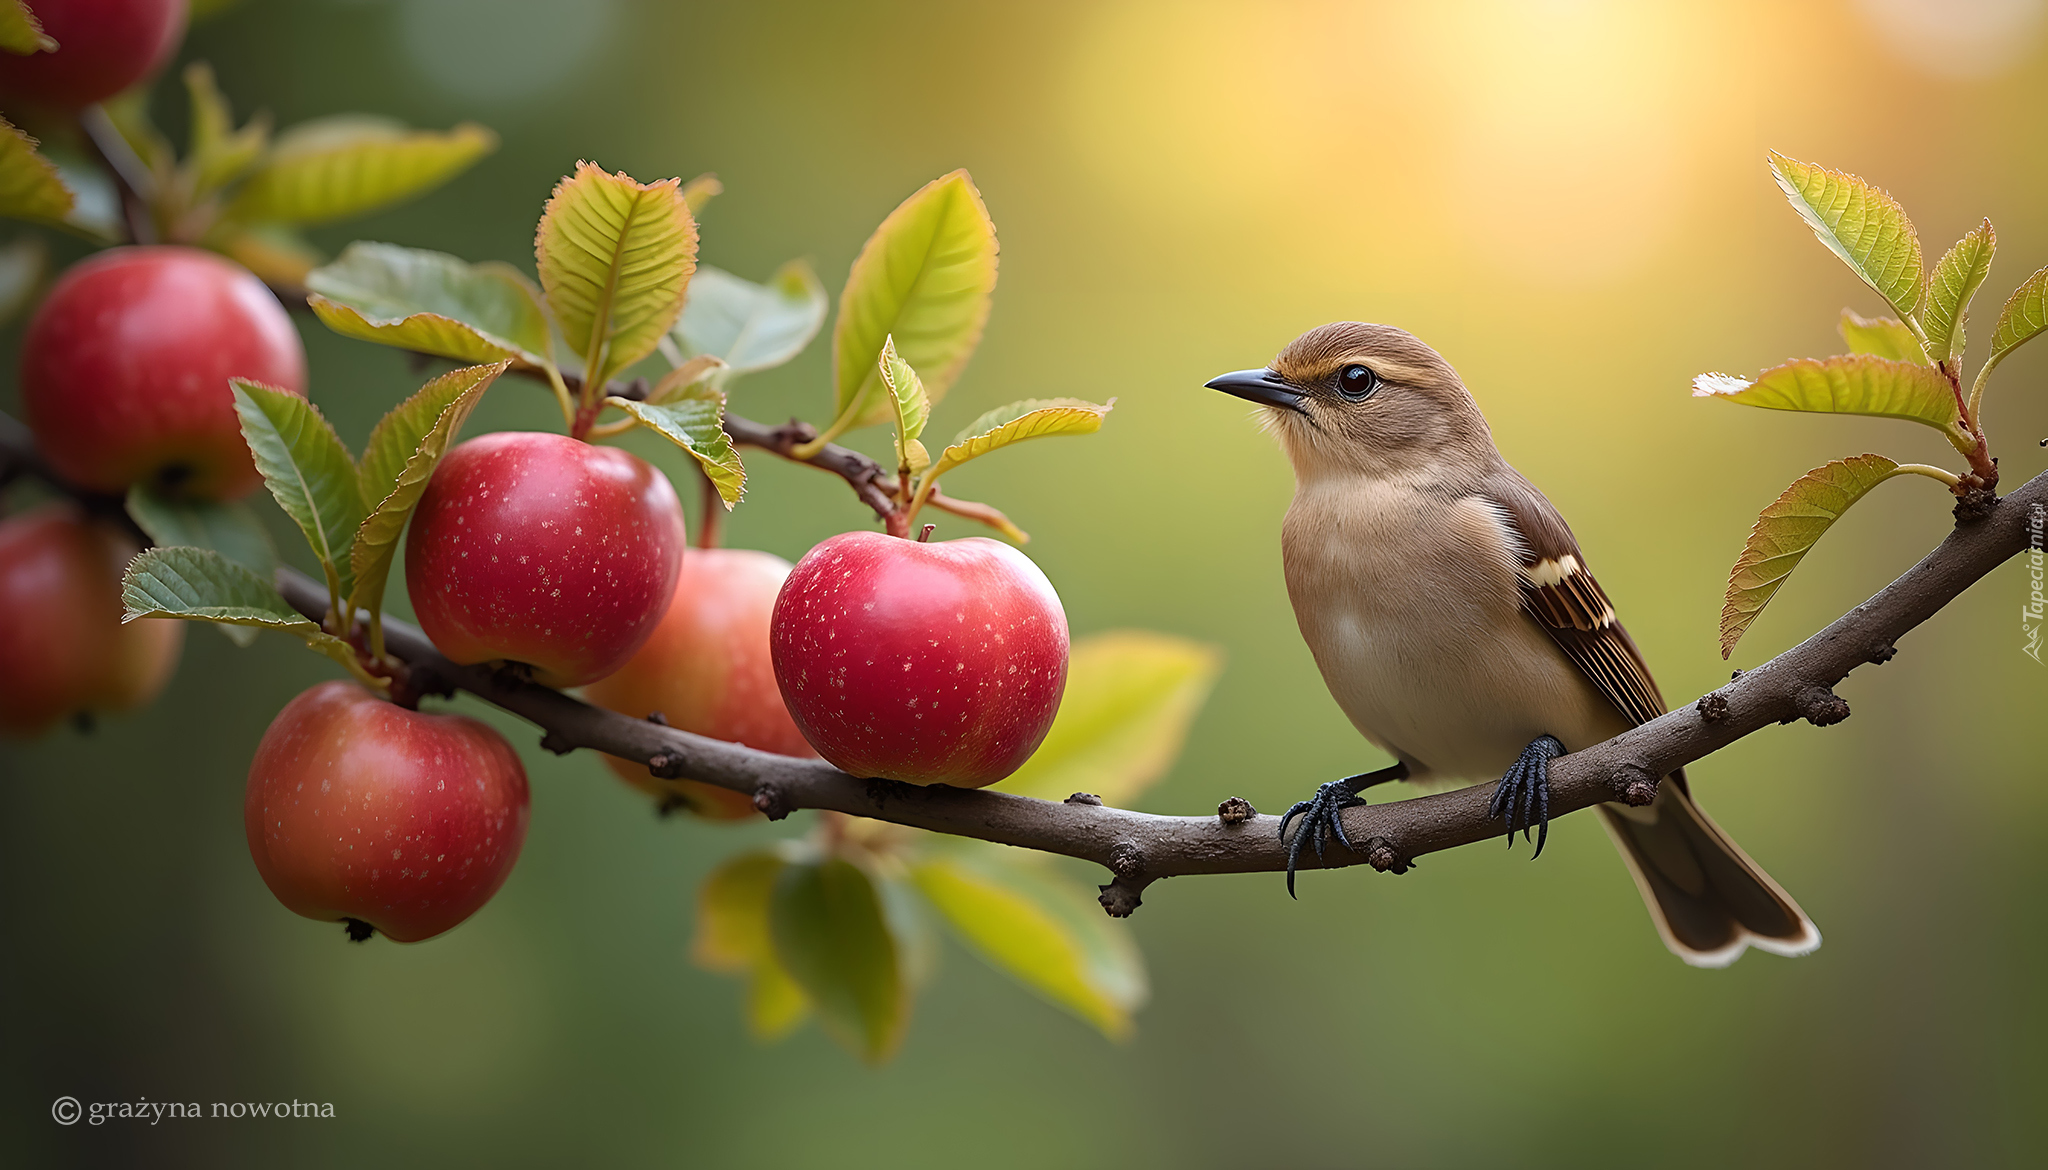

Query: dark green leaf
<box><xmin>121</xmin><ymin>546</ymin><xmax>375</xmax><ymax>683</ymax></box>
<box><xmin>769</xmin><ymin>857</ymin><xmax>908</xmax><ymax>1064</ymax></box>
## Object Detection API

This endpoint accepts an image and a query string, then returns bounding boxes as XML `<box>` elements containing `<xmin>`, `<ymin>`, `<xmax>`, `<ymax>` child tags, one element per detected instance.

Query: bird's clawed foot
<box><xmin>1276</xmin><ymin>761</ymin><xmax>1408</xmax><ymax>897</ymax></box>
<box><xmin>1487</xmin><ymin>735</ymin><xmax>1564</xmax><ymax>858</ymax></box>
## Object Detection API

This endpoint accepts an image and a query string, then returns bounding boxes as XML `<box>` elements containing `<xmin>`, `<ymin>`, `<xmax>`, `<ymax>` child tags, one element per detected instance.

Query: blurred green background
<box><xmin>7</xmin><ymin>0</ymin><xmax>2048</xmax><ymax>1164</ymax></box>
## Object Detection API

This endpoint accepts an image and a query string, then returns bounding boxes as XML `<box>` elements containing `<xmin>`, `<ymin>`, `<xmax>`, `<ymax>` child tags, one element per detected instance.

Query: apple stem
<box><xmin>918</xmin><ymin>523</ymin><xmax>936</xmax><ymax>542</ymax></box>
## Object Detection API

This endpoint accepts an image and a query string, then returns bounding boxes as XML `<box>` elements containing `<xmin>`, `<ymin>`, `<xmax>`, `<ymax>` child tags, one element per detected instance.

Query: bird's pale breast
<box><xmin>1280</xmin><ymin>478</ymin><xmax>1627</xmax><ymax>786</ymax></box>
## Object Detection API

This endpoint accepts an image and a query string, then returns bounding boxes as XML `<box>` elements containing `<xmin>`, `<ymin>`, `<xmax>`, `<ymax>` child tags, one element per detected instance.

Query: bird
<box><xmin>1205</xmin><ymin>322</ymin><xmax>1820</xmax><ymax>967</ymax></box>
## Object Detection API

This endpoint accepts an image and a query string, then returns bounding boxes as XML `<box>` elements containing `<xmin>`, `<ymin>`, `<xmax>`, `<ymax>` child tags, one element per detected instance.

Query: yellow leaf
<box><xmin>996</xmin><ymin>630</ymin><xmax>1222</xmax><ymax>806</ymax></box>
<box><xmin>0</xmin><ymin>117</ymin><xmax>73</xmax><ymax>226</ymax></box>
<box><xmin>911</xmin><ymin>845</ymin><xmax>1147</xmax><ymax>1040</ymax></box>
<box><xmin>228</xmin><ymin>116</ymin><xmax>495</xmax><ymax>226</ymax></box>
<box><xmin>0</xmin><ymin>0</ymin><xmax>55</xmax><ymax>54</ymax></box>
<box><xmin>927</xmin><ymin>397</ymin><xmax>1114</xmax><ymax>482</ymax></box>
<box><xmin>536</xmin><ymin>161</ymin><xmax>698</xmax><ymax>387</ymax></box>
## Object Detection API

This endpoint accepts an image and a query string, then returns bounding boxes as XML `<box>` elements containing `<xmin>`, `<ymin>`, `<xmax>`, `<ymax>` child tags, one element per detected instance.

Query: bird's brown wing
<box><xmin>1480</xmin><ymin>473</ymin><xmax>1666</xmax><ymax>727</ymax></box>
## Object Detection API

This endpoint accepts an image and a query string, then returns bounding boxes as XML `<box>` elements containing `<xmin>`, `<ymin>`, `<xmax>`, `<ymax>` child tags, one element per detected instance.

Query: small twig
<box><xmin>77</xmin><ymin>105</ymin><xmax>155</xmax><ymax>246</ymax></box>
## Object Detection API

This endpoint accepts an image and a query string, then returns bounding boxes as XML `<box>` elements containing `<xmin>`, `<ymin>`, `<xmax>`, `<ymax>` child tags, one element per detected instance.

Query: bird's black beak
<box><xmin>1205</xmin><ymin>368</ymin><xmax>1305</xmax><ymax>414</ymax></box>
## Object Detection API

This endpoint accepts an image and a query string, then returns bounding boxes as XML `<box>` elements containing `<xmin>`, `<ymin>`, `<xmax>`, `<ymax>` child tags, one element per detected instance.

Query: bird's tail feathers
<box><xmin>1596</xmin><ymin>773</ymin><xmax>1820</xmax><ymax>968</ymax></box>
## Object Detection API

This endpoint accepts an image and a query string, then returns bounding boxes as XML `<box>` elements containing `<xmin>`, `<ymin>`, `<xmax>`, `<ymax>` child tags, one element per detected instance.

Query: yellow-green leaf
<box><xmin>121</xmin><ymin>546</ymin><xmax>379</xmax><ymax>685</ymax></box>
<box><xmin>307</xmin><ymin>242</ymin><xmax>552</xmax><ymax>368</ymax></box>
<box><xmin>348</xmin><ymin>363</ymin><xmax>504</xmax><ymax>625</ymax></box>
<box><xmin>878</xmin><ymin>334</ymin><xmax>929</xmax><ymax>474</ymax></box>
<box><xmin>1720</xmin><ymin>455</ymin><xmax>1928</xmax><ymax>658</ymax></box>
<box><xmin>995</xmin><ymin>631</ymin><xmax>1222</xmax><ymax>807</ymax></box>
<box><xmin>0</xmin><ymin>232</ymin><xmax>44</xmax><ymax>325</ymax></box>
<box><xmin>210</xmin><ymin>222</ymin><xmax>322</xmax><ymax>289</ymax></box>
<box><xmin>182</xmin><ymin>61</ymin><xmax>270</xmax><ymax>197</ymax></box>
<box><xmin>769</xmin><ymin>856</ymin><xmax>908</xmax><ymax>1065</ymax></box>
<box><xmin>1769</xmin><ymin>152</ymin><xmax>1925</xmax><ymax>321</ymax></box>
<box><xmin>828</xmin><ymin>170</ymin><xmax>998</xmax><ymax>433</ymax></box>
<box><xmin>1988</xmin><ymin>262</ymin><xmax>2048</xmax><ymax>368</ymax></box>
<box><xmin>1837</xmin><ymin>309</ymin><xmax>1925</xmax><ymax>364</ymax></box>
<box><xmin>536</xmin><ymin>161</ymin><xmax>697</xmax><ymax>387</ymax></box>
<box><xmin>912</xmin><ymin>844</ymin><xmax>1146</xmax><ymax>1040</ymax></box>
<box><xmin>1922</xmin><ymin>219</ymin><xmax>1994</xmax><ymax>365</ymax></box>
<box><xmin>1691</xmin><ymin>356</ymin><xmax>1968</xmax><ymax>451</ymax></box>
<box><xmin>0</xmin><ymin>117</ymin><xmax>73</xmax><ymax>226</ymax></box>
<box><xmin>680</xmin><ymin>172</ymin><xmax>721</xmax><ymax>215</ymax></box>
<box><xmin>693</xmin><ymin>849</ymin><xmax>812</xmax><ymax>1040</ymax></box>
<box><xmin>674</xmin><ymin>260</ymin><xmax>827</xmax><ymax>376</ymax></box>
<box><xmin>227</xmin><ymin>115</ymin><xmax>496</xmax><ymax>225</ymax></box>
<box><xmin>613</xmin><ymin>391</ymin><xmax>745</xmax><ymax>507</ymax></box>
<box><xmin>926</xmin><ymin>398</ymin><xmax>1114</xmax><ymax>483</ymax></box>
<box><xmin>232</xmin><ymin>381</ymin><xmax>364</xmax><ymax>604</ymax></box>
<box><xmin>0</xmin><ymin>0</ymin><xmax>54</xmax><ymax>53</ymax></box>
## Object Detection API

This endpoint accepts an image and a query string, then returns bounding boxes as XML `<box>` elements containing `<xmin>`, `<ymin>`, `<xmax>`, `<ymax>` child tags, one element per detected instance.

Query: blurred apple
<box><xmin>585</xmin><ymin>547</ymin><xmax>815</xmax><ymax>819</ymax></box>
<box><xmin>0</xmin><ymin>503</ymin><xmax>182</xmax><ymax>737</ymax></box>
<box><xmin>0</xmin><ymin>0</ymin><xmax>187</xmax><ymax>110</ymax></box>
<box><xmin>21</xmin><ymin>247</ymin><xmax>307</xmax><ymax>500</ymax></box>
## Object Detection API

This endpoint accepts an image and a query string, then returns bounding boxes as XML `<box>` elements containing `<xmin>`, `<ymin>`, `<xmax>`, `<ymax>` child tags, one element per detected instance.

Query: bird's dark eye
<box><xmin>1337</xmin><ymin>364</ymin><xmax>1378</xmax><ymax>401</ymax></box>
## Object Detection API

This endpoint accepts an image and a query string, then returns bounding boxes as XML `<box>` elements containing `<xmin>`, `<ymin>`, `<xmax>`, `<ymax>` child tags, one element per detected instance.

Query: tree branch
<box><xmin>262</xmin><ymin>467</ymin><xmax>2046</xmax><ymax>915</ymax></box>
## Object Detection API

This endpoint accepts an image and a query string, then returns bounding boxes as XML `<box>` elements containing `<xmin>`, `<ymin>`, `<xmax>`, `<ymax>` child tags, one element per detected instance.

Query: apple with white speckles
<box><xmin>405</xmin><ymin>431</ymin><xmax>686</xmax><ymax>687</ymax></box>
<box><xmin>769</xmin><ymin>530</ymin><xmax>1068</xmax><ymax>787</ymax></box>
<box><xmin>244</xmin><ymin>680</ymin><xmax>530</xmax><ymax>943</ymax></box>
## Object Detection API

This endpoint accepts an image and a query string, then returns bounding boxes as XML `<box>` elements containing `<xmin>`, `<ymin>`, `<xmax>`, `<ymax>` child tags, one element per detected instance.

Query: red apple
<box><xmin>0</xmin><ymin>503</ymin><xmax>182</xmax><ymax>736</ymax></box>
<box><xmin>405</xmin><ymin>431</ymin><xmax>686</xmax><ymax>688</ymax></box>
<box><xmin>0</xmin><ymin>0</ymin><xmax>187</xmax><ymax>110</ymax></box>
<box><xmin>585</xmin><ymin>547</ymin><xmax>815</xmax><ymax>819</ymax></box>
<box><xmin>769</xmin><ymin>531</ymin><xmax>1069</xmax><ymax>787</ymax></box>
<box><xmin>21</xmin><ymin>246</ymin><xmax>307</xmax><ymax>500</ymax></box>
<box><xmin>244</xmin><ymin>680</ymin><xmax>530</xmax><ymax>943</ymax></box>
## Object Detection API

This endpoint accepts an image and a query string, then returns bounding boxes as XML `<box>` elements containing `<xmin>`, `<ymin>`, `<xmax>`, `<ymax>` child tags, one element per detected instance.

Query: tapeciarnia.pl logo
<box><xmin>2024</xmin><ymin>504</ymin><xmax>2045</xmax><ymax>664</ymax></box>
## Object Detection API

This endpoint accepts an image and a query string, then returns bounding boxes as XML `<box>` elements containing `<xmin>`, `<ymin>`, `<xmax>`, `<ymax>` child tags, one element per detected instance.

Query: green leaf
<box><xmin>125</xmin><ymin>485</ymin><xmax>279</xmax><ymax>648</ymax></box>
<box><xmin>769</xmin><ymin>857</ymin><xmax>909</xmax><ymax>1064</ymax></box>
<box><xmin>674</xmin><ymin>260</ymin><xmax>828</xmax><ymax>376</ymax></box>
<box><xmin>0</xmin><ymin>117</ymin><xmax>74</xmax><ymax>226</ymax></box>
<box><xmin>878</xmin><ymin>335</ymin><xmax>930</xmax><ymax>475</ymax></box>
<box><xmin>1769</xmin><ymin>152</ymin><xmax>1925</xmax><ymax>323</ymax></box>
<box><xmin>1720</xmin><ymin>455</ymin><xmax>1929</xmax><ymax>659</ymax></box>
<box><xmin>1691</xmin><ymin>356</ymin><xmax>1968</xmax><ymax>451</ymax></box>
<box><xmin>995</xmin><ymin>631</ymin><xmax>1223</xmax><ymax>806</ymax></box>
<box><xmin>1988</xmin><ymin>262</ymin><xmax>2048</xmax><ymax>368</ymax></box>
<box><xmin>0</xmin><ymin>233</ymin><xmax>45</xmax><ymax>325</ymax></box>
<box><xmin>232</xmin><ymin>381</ymin><xmax>364</xmax><ymax>604</ymax></box>
<box><xmin>612</xmin><ymin>390</ymin><xmax>745</xmax><ymax>507</ymax></box>
<box><xmin>307</xmin><ymin>242</ymin><xmax>552</xmax><ymax>368</ymax></box>
<box><xmin>348</xmin><ymin>362</ymin><xmax>505</xmax><ymax>625</ymax></box>
<box><xmin>125</xmin><ymin>486</ymin><xmax>277</xmax><ymax>578</ymax></box>
<box><xmin>536</xmin><ymin>161</ymin><xmax>698</xmax><ymax>387</ymax></box>
<box><xmin>0</xmin><ymin>0</ymin><xmax>54</xmax><ymax>53</ymax></box>
<box><xmin>912</xmin><ymin>844</ymin><xmax>1146</xmax><ymax>1039</ymax></box>
<box><xmin>182</xmin><ymin>62</ymin><xmax>269</xmax><ymax>198</ymax></box>
<box><xmin>925</xmin><ymin>398</ymin><xmax>1114</xmax><ymax>483</ymax></box>
<box><xmin>121</xmin><ymin>546</ymin><xmax>375</xmax><ymax>683</ymax></box>
<box><xmin>1921</xmin><ymin>219</ymin><xmax>1994</xmax><ymax>365</ymax></box>
<box><xmin>693</xmin><ymin>850</ymin><xmax>812</xmax><ymax>1040</ymax></box>
<box><xmin>1837</xmin><ymin>309</ymin><xmax>1925</xmax><ymax>364</ymax></box>
<box><xmin>828</xmin><ymin>170</ymin><xmax>998</xmax><ymax>433</ymax></box>
<box><xmin>226</xmin><ymin>115</ymin><xmax>496</xmax><ymax>226</ymax></box>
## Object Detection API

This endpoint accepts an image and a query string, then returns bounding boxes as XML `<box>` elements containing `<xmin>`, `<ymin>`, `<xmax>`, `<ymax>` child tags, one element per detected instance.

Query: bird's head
<box><xmin>1206</xmin><ymin>322</ymin><xmax>1495</xmax><ymax>481</ymax></box>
